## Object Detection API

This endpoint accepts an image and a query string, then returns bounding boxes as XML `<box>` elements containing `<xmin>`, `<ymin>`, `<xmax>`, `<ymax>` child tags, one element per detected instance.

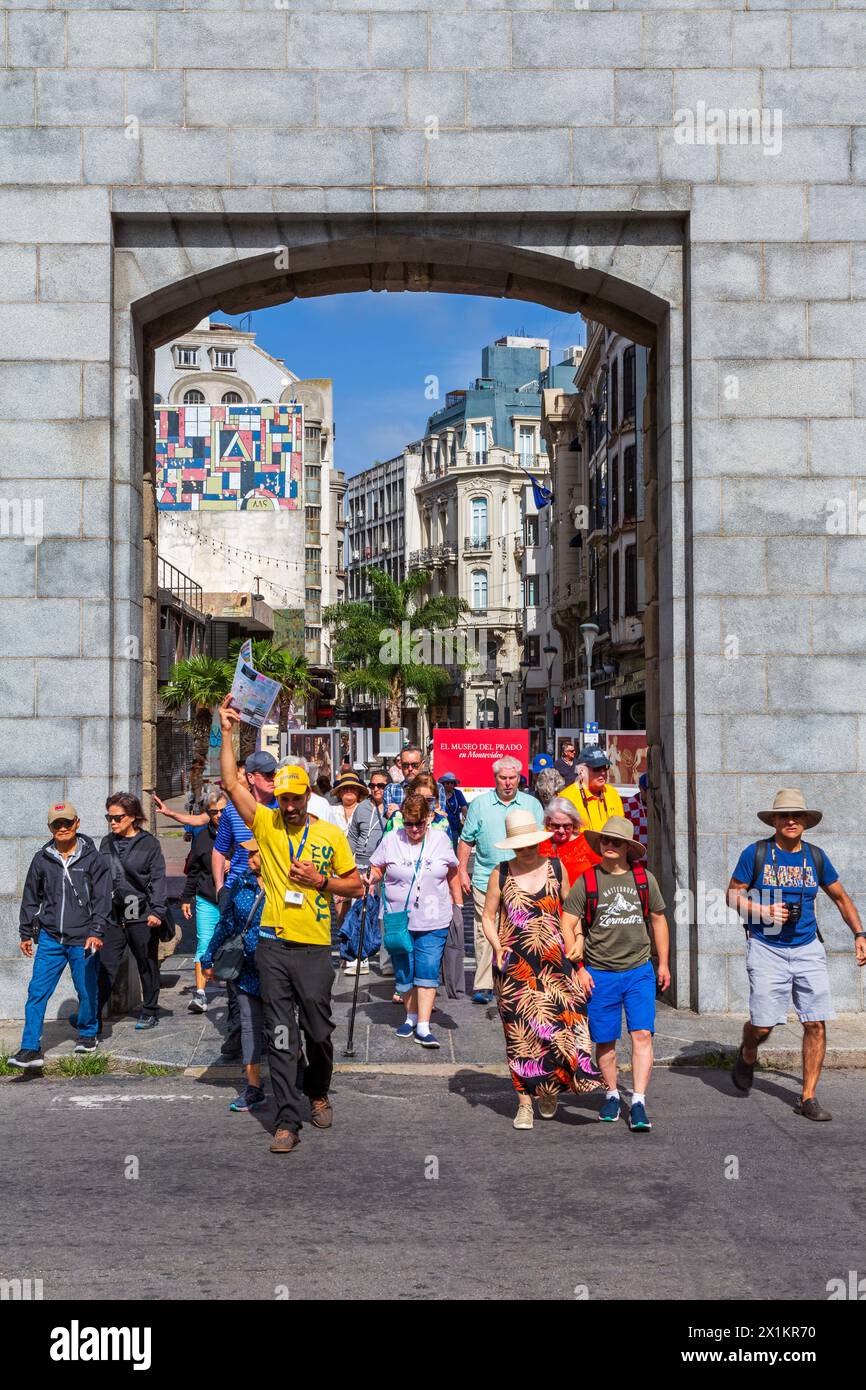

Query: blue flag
<box><xmin>531</xmin><ymin>477</ymin><xmax>553</xmax><ymax>509</ymax></box>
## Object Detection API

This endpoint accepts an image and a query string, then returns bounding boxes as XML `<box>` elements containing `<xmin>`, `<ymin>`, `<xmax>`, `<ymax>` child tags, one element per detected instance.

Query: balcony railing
<box><xmin>158</xmin><ymin>557</ymin><xmax>202</xmax><ymax>612</ymax></box>
<box><xmin>464</xmin><ymin>535</ymin><xmax>492</xmax><ymax>554</ymax></box>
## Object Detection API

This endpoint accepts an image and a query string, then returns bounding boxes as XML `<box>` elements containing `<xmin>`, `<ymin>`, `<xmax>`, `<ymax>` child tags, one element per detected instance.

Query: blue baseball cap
<box><xmin>577</xmin><ymin>745</ymin><xmax>610</xmax><ymax>769</ymax></box>
<box><xmin>246</xmin><ymin>750</ymin><xmax>278</xmax><ymax>777</ymax></box>
<box><xmin>531</xmin><ymin>753</ymin><xmax>553</xmax><ymax>773</ymax></box>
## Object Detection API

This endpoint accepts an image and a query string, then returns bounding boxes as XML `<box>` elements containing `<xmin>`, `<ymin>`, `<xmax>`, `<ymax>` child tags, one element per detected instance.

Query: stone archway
<box><xmin>113</xmin><ymin>211</ymin><xmax>690</xmax><ymax>998</ymax></box>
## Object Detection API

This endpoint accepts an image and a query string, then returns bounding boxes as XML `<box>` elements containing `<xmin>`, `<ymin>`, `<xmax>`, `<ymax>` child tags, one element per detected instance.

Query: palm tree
<box><xmin>160</xmin><ymin>655</ymin><xmax>232</xmax><ymax>799</ymax></box>
<box><xmin>323</xmin><ymin>569</ymin><xmax>471</xmax><ymax>727</ymax></box>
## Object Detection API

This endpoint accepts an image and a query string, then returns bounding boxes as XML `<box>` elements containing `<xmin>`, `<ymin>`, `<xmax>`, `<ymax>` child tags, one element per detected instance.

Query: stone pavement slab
<box><xmin>4</xmin><ymin>947</ymin><xmax>866</xmax><ymax>1073</ymax></box>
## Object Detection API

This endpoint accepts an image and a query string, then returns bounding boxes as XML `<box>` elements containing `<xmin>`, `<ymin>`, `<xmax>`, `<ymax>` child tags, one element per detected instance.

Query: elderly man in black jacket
<box><xmin>10</xmin><ymin>801</ymin><xmax>112</xmax><ymax>1070</ymax></box>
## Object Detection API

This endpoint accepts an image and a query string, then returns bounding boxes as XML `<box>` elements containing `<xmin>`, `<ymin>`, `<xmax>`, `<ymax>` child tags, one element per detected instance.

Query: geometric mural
<box><xmin>155</xmin><ymin>403</ymin><xmax>303</xmax><ymax>511</ymax></box>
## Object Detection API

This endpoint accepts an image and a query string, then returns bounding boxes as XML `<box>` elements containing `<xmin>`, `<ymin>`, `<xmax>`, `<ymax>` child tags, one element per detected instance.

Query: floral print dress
<box><xmin>494</xmin><ymin>861</ymin><xmax>602</xmax><ymax>1099</ymax></box>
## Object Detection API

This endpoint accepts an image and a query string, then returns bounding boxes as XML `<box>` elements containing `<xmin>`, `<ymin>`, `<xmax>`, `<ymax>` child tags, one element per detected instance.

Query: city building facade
<box><xmin>411</xmin><ymin>337</ymin><xmax>559</xmax><ymax>729</ymax></box>
<box><xmin>154</xmin><ymin>318</ymin><xmax>339</xmax><ymax>664</ymax></box>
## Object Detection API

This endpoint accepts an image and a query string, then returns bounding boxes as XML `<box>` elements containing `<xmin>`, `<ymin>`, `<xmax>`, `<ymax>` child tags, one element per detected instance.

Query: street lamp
<box><xmin>501</xmin><ymin>670</ymin><xmax>514</xmax><ymax>729</ymax></box>
<box><xmin>543</xmin><ymin>644</ymin><xmax>558</xmax><ymax>753</ymax></box>
<box><xmin>579</xmin><ymin>620</ymin><xmax>600</xmax><ymax>727</ymax></box>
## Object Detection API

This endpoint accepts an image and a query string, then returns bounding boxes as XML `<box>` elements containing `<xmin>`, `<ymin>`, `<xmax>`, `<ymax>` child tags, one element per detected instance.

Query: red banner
<box><xmin>433</xmin><ymin>729</ymin><xmax>530</xmax><ymax>788</ymax></box>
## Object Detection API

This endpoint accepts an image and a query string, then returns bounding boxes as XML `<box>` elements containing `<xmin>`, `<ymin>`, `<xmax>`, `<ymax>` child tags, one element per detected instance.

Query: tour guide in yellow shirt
<box><xmin>219</xmin><ymin>697</ymin><xmax>362</xmax><ymax>1155</ymax></box>
<box><xmin>561</xmin><ymin>745</ymin><xmax>624</xmax><ymax>832</ymax></box>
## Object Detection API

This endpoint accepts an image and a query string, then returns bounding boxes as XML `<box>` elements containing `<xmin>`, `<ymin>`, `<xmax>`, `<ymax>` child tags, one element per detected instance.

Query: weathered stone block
<box><xmin>810</xmin><ymin>303</ymin><xmax>866</xmax><ymax>359</ymax></box>
<box><xmin>469</xmin><ymin>71</ymin><xmax>614</xmax><ymax>127</ymax></box>
<box><xmin>691</xmin><ymin>186</ymin><xmax>805</xmax><ymax>241</ymax></box>
<box><xmin>0</xmin><ymin>247</ymin><xmax>37</xmax><ymax>301</ymax></box>
<box><xmin>614</xmin><ymin>70</ymin><xmax>672</xmax><ymax>126</ymax></box>
<box><xmin>0</xmin><ymin>130</ymin><xmax>80</xmax><ymax>184</ymax></box>
<box><xmin>825</xmin><ymin>538</ymin><xmax>866</xmax><ymax>595</ymax></box>
<box><xmin>694</xmin><ymin>655</ymin><xmax>767</xmax><ymax>713</ymax></box>
<box><xmin>406</xmin><ymin>72</ymin><xmax>465</xmax><ymax>128</ymax></box>
<box><xmin>0</xmin><ymin>718</ymin><xmax>80</xmax><ymax>775</ymax></box>
<box><xmin>722</xmin><ymin>596</ymin><xmax>811</xmax><ymax>655</ymax></box>
<box><xmin>0</xmin><ymin>188</ymin><xmax>110</xmax><ymax>244</ymax></box>
<box><xmin>693</xmin><ymin>303</ymin><xmax>807</xmax><ymax>360</ymax></box>
<box><xmin>693</xmin><ymin>537</ymin><xmax>767</xmax><ymax>595</ymax></box>
<box><xmin>0</xmin><ymin>72</ymin><xmax>35</xmax><ymax>125</ymax></box>
<box><xmin>158</xmin><ymin>13</ymin><xmax>287</xmax><ymax>69</ymax></box>
<box><xmin>231</xmin><ymin>131</ymin><xmax>371</xmax><ymax>186</ymax></box>
<box><xmin>811</xmin><ymin>420</ymin><xmax>866</xmax><ymax>476</ymax></box>
<box><xmin>792</xmin><ymin>12</ymin><xmax>866</xmax><ymax>66</ymax></box>
<box><xmin>125</xmin><ymin>72</ymin><xmax>184</xmax><ymax>126</ymax></box>
<box><xmin>644</xmin><ymin>13</ymin><xmax>732</xmax><ymax>66</ymax></box>
<box><xmin>374</xmin><ymin>132</ymin><xmax>426</xmax><ymax>185</ymax></box>
<box><xmin>286</xmin><ymin>14</ymin><xmax>369</xmax><ymax>69</ymax></box>
<box><xmin>141</xmin><ymin>130</ymin><xmax>228</xmax><ymax>185</ymax></box>
<box><xmin>809</xmin><ymin>187</ymin><xmax>866</xmax><ymax>241</ymax></box>
<box><xmin>0</xmin><ymin>305</ymin><xmax>109</xmax><ymax>363</ymax></box>
<box><xmin>0</xmin><ymin>661</ymin><xmax>36</xmax><ymax>717</ymax></box>
<box><xmin>36</xmin><ymin>661</ymin><xmax>112</xmax><ymax>717</ymax></box>
<box><xmin>37</xmin><ymin>72</ymin><xmax>124</xmax><ymax>125</ymax></box>
<box><xmin>430</xmin><ymin>13</ymin><xmax>509</xmax><ymax>69</ymax></box>
<box><xmin>68</xmin><ymin>12</ymin><xmax>154</xmax><ymax>67</ymax></box>
<box><xmin>693</xmin><ymin>418</ymin><xmax>807</xmax><ymax>477</ymax></box>
<box><xmin>573</xmin><ymin>127</ymin><xmax>660</xmax><ymax>183</ymax></box>
<box><xmin>721</xmin><ymin>477</ymin><xmax>837</xmax><ymax>535</ymax></box>
<box><xmin>719</xmin><ymin>361</ymin><xmax>851</xmax><ymax>418</ymax></box>
<box><xmin>722</xmin><ymin>715</ymin><xmax>858</xmax><ymax>773</ymax></box>
<box><xmin>769</xmin><ymin>657</ymin><xmax>866</xmax><ymax>713</ymax></box>
<box><xmin>511</xmin><ymin>13</ymin><xmax>642</xmax><ymax>68</ymax></box>
<box><xmin>732</xmin><ymin>14</ymin><xmax>790</xmax><ymax>66</ymax></box>
<box><xmin>83</xmin><ymin>130</ymin><xmax>142</xmax><ymax>185</ymax></box>
<box><xmin>765</xmin><ymin>244</ymin><xmax>850</xmax><ymax>301</ymax></box>
<box><xmin>39</xmin><ymin>246</ymin><xmax>112</xmax><ymax>304</ymax></box>
<box><xmin>430</xmin><ymin>130</ymin><xmax>570</xmax><ymax>186</ymax></box>
<box><xmin>37</xmin><ymin>540</ymin><xmax>111</xmax><ymax>600</ymax></box>
<box><xmin>767</xmin><ymin>537</ymin><xmax>826</xmax><ymax>593</ymax></box>
<box><xmin>8</xmin><ymin>11</ymin><xmax>66</xmax><ymax>67</ymax></box>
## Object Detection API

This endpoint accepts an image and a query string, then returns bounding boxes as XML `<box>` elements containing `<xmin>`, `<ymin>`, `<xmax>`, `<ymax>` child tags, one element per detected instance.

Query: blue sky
<box><xmin>212</xmin><ymin>293</ymin><xmax>585</xmax><ymax>478</ymax></box>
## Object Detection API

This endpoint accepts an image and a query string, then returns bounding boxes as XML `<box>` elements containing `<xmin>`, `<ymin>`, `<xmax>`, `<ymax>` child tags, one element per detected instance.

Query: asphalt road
<box><xmin>2</xmin><ymin>1065</ymin><xmax>865</xmax><ymax>1302</ymax></box>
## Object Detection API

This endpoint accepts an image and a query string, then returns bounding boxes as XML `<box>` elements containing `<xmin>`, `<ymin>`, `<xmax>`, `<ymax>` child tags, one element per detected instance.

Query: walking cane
<box><xmin>343</xmin><ymin>880</ymin><xmax>371</xmax><ymax>1058</ymax></box>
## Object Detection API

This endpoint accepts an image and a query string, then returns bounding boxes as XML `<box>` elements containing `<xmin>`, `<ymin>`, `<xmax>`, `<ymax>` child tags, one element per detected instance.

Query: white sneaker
<box><xmin>188</xmin><ymin>990</ymin><xmax>208</xmax><ymax>1013</ymax></box>
<box><xmin>343</xmin><ymin>958</ymin><xmax>359</xmax><ymax>975</ymax></box>
<box><xmin>513</xmin><ymin>1099</ymin><xmax>534</xmax><ymax>1130</ymax></box>
<box><xmin>359</xmin><ymin>958</ymin><xmax>370</xmax><ymax>975</ymax></box>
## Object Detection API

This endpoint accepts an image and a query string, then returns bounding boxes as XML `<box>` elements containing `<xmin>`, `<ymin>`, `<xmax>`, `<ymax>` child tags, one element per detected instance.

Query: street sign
<box><xmin>583</xmin><ymin>721</ymin><xmax>600</xmax><ymax>746</ymax></box>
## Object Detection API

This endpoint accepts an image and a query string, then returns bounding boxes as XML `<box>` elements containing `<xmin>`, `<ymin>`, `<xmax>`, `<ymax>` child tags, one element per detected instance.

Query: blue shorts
<box><xmin>194</xmin><ymin>896</ymin><xmax>221</xmax><ymax>964</ymax></box>
<box><xmin>585</xmin><ymin>960</ymin><xmax>656</xmax><ymax>1043</ymax></box>
<box><xmin>393</xmin><ymin>927</ymin><xmax>449</xmax><ymax>993</ymax></box>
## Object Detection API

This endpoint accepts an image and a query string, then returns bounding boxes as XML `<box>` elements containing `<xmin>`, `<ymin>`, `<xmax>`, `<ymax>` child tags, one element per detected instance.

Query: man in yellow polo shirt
<box><xmin>219</xmin><ymin>697</ymin><xmax>362</xmax><ymax>1154</ymax></box>
<box><xmin>561</xmin><ymin>745</ymin><xmax>625</xmax><ymax>833</ymax></box>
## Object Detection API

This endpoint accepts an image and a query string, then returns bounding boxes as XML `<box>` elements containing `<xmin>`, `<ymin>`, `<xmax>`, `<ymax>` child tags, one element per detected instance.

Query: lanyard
<box><xmin>579</xmin><ymin>787</ymin><xmax>606</xmax><ymax>821</ymax></box>
<box><xmin>770</xmin><ymin>843</ymin><xmax>808</xmax><ymax>910</ymax></box>
<box><xmin>404</xmin><ymin>833</ymin><xmax>428</xmax><ymax>911</ymax></box>
<box><xmin>284</xmin><ymin>815</ymin><xmax>310</xmax><ymax>865</ymax></box>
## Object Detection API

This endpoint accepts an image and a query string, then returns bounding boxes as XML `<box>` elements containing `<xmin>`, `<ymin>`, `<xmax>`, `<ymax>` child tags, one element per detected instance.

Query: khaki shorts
<box><xmin>747</xmin><ymin>935</ymin><xmax>835</xmax><ymax>1027</ymax></box>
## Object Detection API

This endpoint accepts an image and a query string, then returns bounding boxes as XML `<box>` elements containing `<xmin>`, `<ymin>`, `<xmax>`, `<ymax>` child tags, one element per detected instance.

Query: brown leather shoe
<box><xmin>310</xmin><ymin>1096</ymin><xmax>333</xmax><ymax>1129</ymax></box>
<box><xmin>270</xmin><ymin>1128</ymin><xmax>300</xmax><ymax>1154</ymax></box>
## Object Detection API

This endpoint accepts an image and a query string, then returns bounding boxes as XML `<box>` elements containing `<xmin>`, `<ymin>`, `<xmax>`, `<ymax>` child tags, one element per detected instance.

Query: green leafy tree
<box><xmin>160</xmin><ymin>655</ymin><xmax>232</xmax><ymax>798</ymax></box>
<box><xmin>323</xmin><ymin>569</ymin><xmax>472</xmax><ymax>727</ymax></box>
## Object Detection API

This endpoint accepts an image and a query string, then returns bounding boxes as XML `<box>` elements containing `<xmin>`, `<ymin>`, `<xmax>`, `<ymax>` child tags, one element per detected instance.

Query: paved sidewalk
<box><xmin>4</xmin><ymin>946</ymin><xmax>866</xmax><ymax>1072</ymax></box>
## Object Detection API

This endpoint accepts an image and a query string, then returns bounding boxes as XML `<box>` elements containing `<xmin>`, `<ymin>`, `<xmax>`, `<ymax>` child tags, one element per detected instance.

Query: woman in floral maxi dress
<box><xmin>480</xmin><ymin>807</ymin><xmax>602</xmax><ymax>1129</ymax></box>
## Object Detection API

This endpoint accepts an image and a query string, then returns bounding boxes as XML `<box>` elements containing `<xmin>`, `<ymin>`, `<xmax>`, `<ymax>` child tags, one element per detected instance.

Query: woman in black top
<box><xmin>99</xmin><ymin>792</ymin><xmax>167</xmax><ymax>1032</ymax></box>
<box><xmin>180</xmin><ymin>790</ymin><xmax>226</xmax><ymax>1014</ymax></box>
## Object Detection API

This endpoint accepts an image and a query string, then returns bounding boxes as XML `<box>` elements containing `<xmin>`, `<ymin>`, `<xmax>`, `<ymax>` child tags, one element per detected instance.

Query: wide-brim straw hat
<box><xmin>583</xmin><ymin>814</ymin><xmax>646</xmax><ymax>862</ymax></box>
<box><xmin>757</xmin><ymin>788</ymin><xmax>822</xmax><ymax>829</ymax></box>
<box><xmin>494</xmin><ymin>808</ymin><xmax>550</xmax><ymax>851</ymax></box>
<box><xmin>332</xmin><ymin>771</ymin><xmax>369</xmax><ymax>800</ymax></box>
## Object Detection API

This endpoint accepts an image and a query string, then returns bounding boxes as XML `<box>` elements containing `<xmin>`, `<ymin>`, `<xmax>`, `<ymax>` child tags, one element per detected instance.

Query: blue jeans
<box><xmin>21</xmin><ymin>934</ymin><xmax>100</xmax><ymax>1050</ymax></box>
<box><xmin>393</xmin><ymin>927</ymin><xmax>450</xmax><ymax>994</ymax></box>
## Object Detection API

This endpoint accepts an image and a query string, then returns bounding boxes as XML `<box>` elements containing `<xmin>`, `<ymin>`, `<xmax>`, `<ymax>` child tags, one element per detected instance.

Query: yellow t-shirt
<box><xmin>560</xmin><ymin>781</ymin><xmax>625</xmax><ymax>833</ymax></box>
<box><xmin>253</xmin><ymin>805</ymin><xmax>356</xmax><ymax>945</ymax></box>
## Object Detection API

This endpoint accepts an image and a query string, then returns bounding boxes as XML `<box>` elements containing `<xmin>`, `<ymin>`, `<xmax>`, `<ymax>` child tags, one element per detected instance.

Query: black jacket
<box><xmin>20</xmin><ymin>834</ymin><xmax>113</xmax><ymax>945</ymax></box>
<box><xmin>99</xmin><ymin>830</ymin><xmax>168</xmax><ymax>924</ymax></box>
<box><xmin>181</xmin><ymin>822</ymin><xmax>219</xmax><ymax>906</ymax></box>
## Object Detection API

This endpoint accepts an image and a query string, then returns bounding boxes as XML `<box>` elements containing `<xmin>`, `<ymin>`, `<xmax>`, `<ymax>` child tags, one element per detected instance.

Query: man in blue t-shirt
<box><xmin>727</xmin><ymin>789</ymin><xmax>866</xmax><ymax>1121</ymax></box>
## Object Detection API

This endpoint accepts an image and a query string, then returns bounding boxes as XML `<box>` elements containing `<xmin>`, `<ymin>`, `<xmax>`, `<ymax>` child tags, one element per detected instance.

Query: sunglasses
<box><xmin>105</xmin><ymin>813</ymin><xmax>127</xmax><ymax>823</ymax></box>
<box><xmin>547</xmin><ymin>822</ymin><xmax>572</xmax><ymax>831</ymax></box>
<box><xmin>207</xmin><ymin>807</ymin><xmax>223</xmax><ymax>817</ymax></box>
<box><xmin>52</xmin><ymin>819</ymin><xmax>76</xmax><ymax>830</ymax></box>
<box><xmin>371</xmin><ymin>783</ymin><xmax>388</xmax><ymax>790</ymax></box>
<box><xmin>403</xmin><ymin>818</ymin><xmax>427</xmax><ymax>828</ymax></box>
<box><xmin>600</xmin><ymin>835</ymin><xmax>624</xmax><ymax>847</ymax></box>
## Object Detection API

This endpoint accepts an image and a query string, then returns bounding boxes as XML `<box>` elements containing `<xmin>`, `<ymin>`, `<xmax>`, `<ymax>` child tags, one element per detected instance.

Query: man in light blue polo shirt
<box><xmin>457</xmin><ymin>756</ymin><xmax>543</xmax><ymax>1003</ymax></box>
